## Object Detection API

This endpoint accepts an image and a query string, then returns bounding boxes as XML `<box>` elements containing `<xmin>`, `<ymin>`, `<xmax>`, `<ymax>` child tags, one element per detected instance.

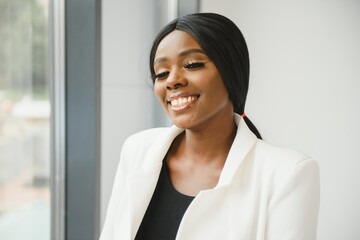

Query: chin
<box><xmin>171</xmin><ymin>117</ymin><xmax>203</xmax><ymax>131</ymax></box>
<box><xmin>169</xmin><ymin>117</ymin><xmax>194</xmax><ymax>130</ymax></box>
<box><xmin>170</xmin><ymin>120</ymin><xmax>190</xmax><ymax>129</ymax></box>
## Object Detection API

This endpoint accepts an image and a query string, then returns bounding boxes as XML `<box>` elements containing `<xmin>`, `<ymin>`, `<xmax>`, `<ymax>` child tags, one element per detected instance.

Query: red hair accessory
<box><xmin>241</xmin><ymin>113</ymin><xmax>246</xmax><ymax>118</ymax></box>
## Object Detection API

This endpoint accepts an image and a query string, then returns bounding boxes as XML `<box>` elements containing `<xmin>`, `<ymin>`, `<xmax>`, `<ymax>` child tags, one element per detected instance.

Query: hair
<box><xmin>149</xmin><ymin>12</ymin><xmax>262</xmax><ymax>139</ymax></box>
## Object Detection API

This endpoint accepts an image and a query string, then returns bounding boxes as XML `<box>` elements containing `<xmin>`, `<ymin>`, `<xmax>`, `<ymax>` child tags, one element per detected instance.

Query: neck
<box><xmin>176</xmin><ymin>112</ymin><xmax>237</xmax><ymax>165</ymax></box>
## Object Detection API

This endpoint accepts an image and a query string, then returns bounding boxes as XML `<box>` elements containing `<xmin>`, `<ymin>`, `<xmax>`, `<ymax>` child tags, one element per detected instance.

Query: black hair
<box><xmin>149</xmin><ymin>12</ymin><xmax>262</xmax><ymax>139</ymax></box>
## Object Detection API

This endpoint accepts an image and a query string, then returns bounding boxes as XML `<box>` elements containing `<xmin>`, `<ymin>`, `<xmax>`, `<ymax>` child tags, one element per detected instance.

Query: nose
<box><xmin>166</xmin><ymin>83</ymin><xmax>183</xmax><ymax>90</ymax></box>
<box><xmin>166</xmin><ymin>69</ymin><xmax>187</xmax><ymax>90</ymax></box>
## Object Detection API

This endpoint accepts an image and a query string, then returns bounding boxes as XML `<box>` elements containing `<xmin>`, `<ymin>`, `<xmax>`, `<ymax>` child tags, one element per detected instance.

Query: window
<box><xmin>0</xmin><ymin>0</ymin><xmax>51</xmax><ymax>239</ymax></box>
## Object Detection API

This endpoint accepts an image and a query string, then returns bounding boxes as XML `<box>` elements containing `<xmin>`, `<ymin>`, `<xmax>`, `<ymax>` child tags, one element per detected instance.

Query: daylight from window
<box><xmin>0</xmin><ymin>0</ymin><xmax>51</xmax><ymax>239</ymax></box>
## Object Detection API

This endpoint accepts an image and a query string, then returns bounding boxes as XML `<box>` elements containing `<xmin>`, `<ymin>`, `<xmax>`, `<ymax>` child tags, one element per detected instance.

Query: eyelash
<box><xmin>154</xmin><ymin>61</ymin><xmax>206</xmax><ymax>80</ymax></box>
<box><xmin>183</xmin><ymin>61</ymin><xmax>205</xmax><ymax>69</ymax></box>
<box><xmin>155</xmin><ymin>71</ymin><xmax>169</xmax><ymax>80</ymax></box>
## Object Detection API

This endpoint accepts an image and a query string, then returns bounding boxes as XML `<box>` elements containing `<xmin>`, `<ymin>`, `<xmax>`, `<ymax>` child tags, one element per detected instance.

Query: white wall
<box><xmin>101</xmin><ymin>0</ymin><xmax>177</xmax><ymax>227</ymax></box>
<box><xmin>101</xmin><ymin>0</ymin><xmax>157</xmax><ymax>225</ymax></box>
<box><xmin>201</xmin><ymin>0</ymin><xmax>360</xmax><ymax>239</ymax></box>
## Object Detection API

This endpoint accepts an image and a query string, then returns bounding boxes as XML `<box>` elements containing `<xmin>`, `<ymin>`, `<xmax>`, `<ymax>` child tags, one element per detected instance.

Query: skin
<box><xmin>153</xmin><ymin>30</ymin><xmax>237</xmax><ymax>196</ymax></box>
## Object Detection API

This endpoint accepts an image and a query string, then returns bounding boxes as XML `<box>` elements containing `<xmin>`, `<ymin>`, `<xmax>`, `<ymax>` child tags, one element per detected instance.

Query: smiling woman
<box><xmin>100</xmin><ymin>13</ymin><xmax>320</xmax><ymax>240</ymax></box>
<box><xmin>153</xmin><ymin>30</ymin><xmax>232</xmax><ymax>131</ymax></box>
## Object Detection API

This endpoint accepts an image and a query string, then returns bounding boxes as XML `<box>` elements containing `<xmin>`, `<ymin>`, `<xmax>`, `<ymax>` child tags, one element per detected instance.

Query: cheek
<box><xmin>204</xmin><ymin>73</ymin><xmax>227</xmax><ymax>97</ymax></box>
<box><xmin>153</xmin><ymin>83</ymin><xmax>165</xmax><ymax>102</ymax></box>
<box><xmin>207</xmin><ymin>76</ymin><xmax>230</xmax><ymax>106</ymax></box>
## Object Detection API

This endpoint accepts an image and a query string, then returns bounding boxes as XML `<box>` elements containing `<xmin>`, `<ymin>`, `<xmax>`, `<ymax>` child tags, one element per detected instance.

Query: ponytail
<box><xmin>242</xmin><ymin>114</ymin><xmax>262</xmax><ymax>139</ymax></box>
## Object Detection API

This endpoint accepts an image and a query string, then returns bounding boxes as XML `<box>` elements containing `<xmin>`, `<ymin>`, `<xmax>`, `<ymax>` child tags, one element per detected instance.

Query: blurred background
<box><xmin>0</xmin><ymin>0</ymin><xmax>359</xmax><ymax>239</ymax></box>
<box><xmin>0</xmin><ymin>0</ymin><xmax>50</xmax><ymax>239</ymax></box>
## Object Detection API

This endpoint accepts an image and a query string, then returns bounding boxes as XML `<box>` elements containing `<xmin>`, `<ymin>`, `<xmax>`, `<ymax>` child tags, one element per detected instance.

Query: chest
<box><xmin>121</xmin><ymin>163</ymin><xmax>271</xmax><ymax>240</ymax></box>
<box><xmin>167</xmin><ymin>158</ymin><xmax>225</xmax><ymax>196</ymax></box>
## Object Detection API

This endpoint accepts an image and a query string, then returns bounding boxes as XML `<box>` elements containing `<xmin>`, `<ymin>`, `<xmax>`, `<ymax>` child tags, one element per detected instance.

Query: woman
<box><xmin>100</xmin><ymin>13</ymin><xmax>320</xmax><ymax>240</ymax></box>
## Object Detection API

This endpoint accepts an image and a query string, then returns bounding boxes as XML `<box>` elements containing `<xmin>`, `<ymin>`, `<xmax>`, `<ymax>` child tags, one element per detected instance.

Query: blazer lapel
<box><xmin>126</xmin><ymin>125</ymin><xmax>184</xmax><ymax>239</ymax></box>
<box><xmin>214</xmin><ymin>114</ymin><xmax>257</xmax><ymax>188</ymax></box>
<box><xmin>121</xmin><ymin>114</ymin><xmax>257</xmax><ymax>239</ymax></box>
<box><xmin>177</xmin><ymin>115</ymin><xmax>258</xmax><ymax>239</ymax></box>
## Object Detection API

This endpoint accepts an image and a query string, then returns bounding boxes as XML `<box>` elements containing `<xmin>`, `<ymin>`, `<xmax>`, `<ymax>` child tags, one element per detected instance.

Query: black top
<box><xmin>135</xmin><ymin>161</ymin><xmax>195</xmax><ymax>240</ymax></box>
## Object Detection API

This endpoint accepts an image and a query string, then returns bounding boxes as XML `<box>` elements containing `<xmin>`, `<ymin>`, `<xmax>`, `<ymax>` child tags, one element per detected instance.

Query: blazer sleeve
<box><xmin>99</xmin><ymin>138</ymin><xmax>130</xmax><ymax>240</ymax></box>
<box><xmin>266</xmin><ymin>158</ymin><xmax>320</xmax><ymax>240</ymax></box>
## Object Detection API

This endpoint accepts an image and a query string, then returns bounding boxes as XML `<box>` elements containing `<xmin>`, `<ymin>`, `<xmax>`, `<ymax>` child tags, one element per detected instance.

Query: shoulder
<box><xmin>251</xmin><ymin>139</ymin><xmax>319</xmax><ymax>184</ymax></box>
<box><xmin>122</xmin><ymin>127</ymin><xmax>170</xmax><ymax>156</ymax></box>
<box><xmin>118</xmin><ymin>127</ymin><xmax>172</xmax><ymax>171</ymax></box>
<box><xmin>254</xmin><ymin>139</ymin><xmax>310</xmax><ymax>164</ymax></box>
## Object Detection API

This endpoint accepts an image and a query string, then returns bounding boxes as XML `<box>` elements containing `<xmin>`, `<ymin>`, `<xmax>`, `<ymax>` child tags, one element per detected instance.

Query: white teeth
<box><xmin>169</xmin><ymin>96</ymin><xmax>198</xmax><ymax>108</ymax></box>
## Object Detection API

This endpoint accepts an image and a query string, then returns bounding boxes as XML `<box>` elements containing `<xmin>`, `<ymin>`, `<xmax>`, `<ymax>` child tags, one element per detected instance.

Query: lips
<box><xmin>167</xmin><ymin>92</ymin><xmax>199</xmax><ymax>111</ymax></box>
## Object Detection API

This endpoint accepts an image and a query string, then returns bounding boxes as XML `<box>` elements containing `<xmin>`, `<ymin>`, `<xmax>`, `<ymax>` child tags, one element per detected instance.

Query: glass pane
<box><xmin>0</xmin><ymin>0</ymin><xmax>51</xmax><ymax>239</ymax></box>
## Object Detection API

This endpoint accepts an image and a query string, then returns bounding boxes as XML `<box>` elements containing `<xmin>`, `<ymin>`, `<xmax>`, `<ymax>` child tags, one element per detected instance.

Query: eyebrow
<box><xmin>154</xmin><ymin>48</ymin><xmax>206</xmax><ymax>64</ymax></box>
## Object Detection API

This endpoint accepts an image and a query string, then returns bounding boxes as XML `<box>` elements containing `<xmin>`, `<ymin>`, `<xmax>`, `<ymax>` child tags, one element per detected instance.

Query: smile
<box><xmin>168</xmin><ymin>95</ymin><xmax>199</xmax><ymax>111</ymax></box>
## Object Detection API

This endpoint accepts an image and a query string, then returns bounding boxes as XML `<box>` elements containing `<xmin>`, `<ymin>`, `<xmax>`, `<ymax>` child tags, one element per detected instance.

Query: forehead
<box><xmin>155</xmin><ymin>30</ymin><xmax>202</xmax><ymax>59</ymax></box>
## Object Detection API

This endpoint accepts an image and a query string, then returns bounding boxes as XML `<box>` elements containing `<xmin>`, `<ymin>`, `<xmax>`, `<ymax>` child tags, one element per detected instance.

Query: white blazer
<box><xmin>100</xmin><ymin>114</ymin><xmax>320</xmax><ymax>240</ymax></box>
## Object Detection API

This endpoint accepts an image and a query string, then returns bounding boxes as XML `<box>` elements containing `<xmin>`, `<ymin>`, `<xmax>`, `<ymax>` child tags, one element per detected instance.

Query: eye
<box><xmin>184</xmin><ymin>61</ymin><xmax>205</xmax><ymax>69</ymax></box>
<box><xmin>155</xmin><ymin>71</ymin><xmax>169</xmax><ymax>80</ymax></box>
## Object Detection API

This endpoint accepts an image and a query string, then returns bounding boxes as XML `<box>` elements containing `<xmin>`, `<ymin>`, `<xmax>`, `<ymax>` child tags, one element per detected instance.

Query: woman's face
<box><xmin>153</xmin><ymin>30</ymin><xmax>233</xmax><ymax>130</ymax></box>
